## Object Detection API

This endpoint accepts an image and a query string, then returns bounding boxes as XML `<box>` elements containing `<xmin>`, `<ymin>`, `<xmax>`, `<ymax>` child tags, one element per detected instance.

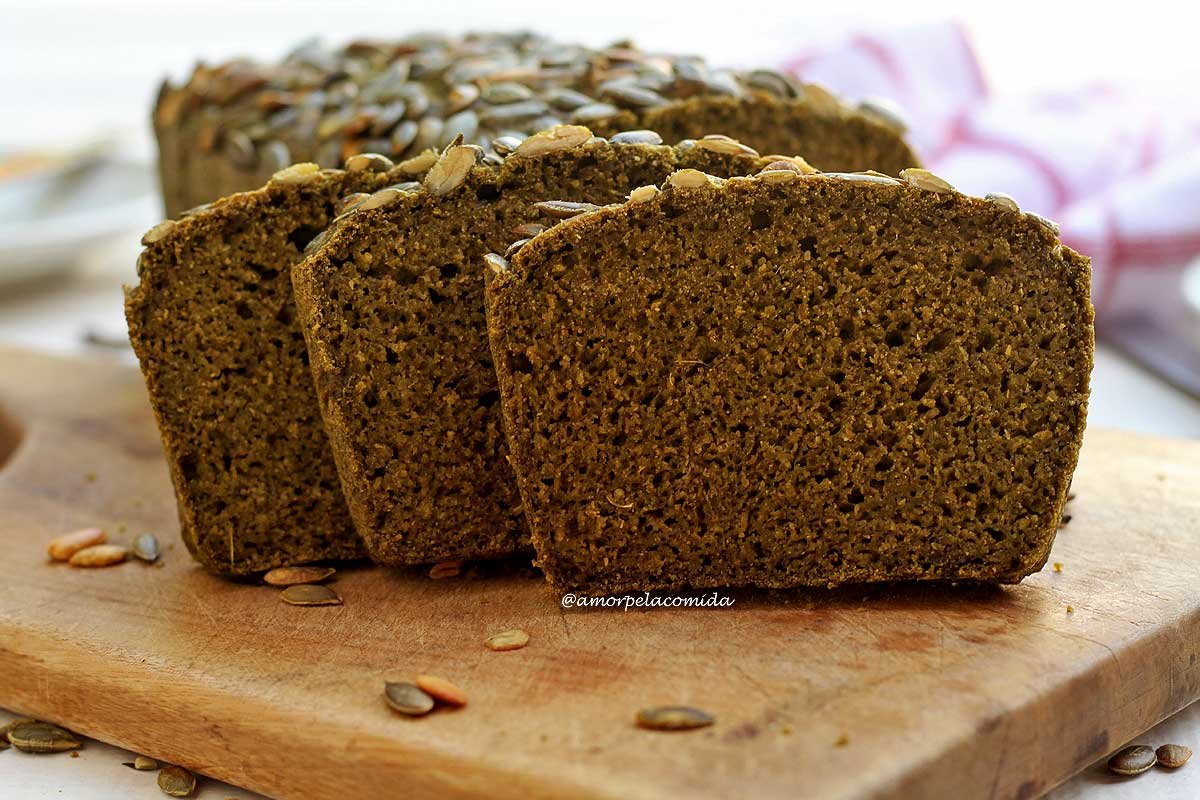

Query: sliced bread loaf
<box><xmin>291</xmin><ymin>128</ymin><xmax>777</xmax><ymax>566</ymax></box>
<box><xmin>485</xmin><ymin>166</ymin><xmax>1094</xmax><ymax>594</ymax></box>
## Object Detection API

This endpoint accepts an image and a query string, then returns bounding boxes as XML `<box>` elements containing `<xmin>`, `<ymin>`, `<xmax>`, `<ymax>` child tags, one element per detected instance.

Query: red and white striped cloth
<box><xmin>780</xmin><ymin>23</ymin><xmax>1200</xmax><ymax>316</ymax></box>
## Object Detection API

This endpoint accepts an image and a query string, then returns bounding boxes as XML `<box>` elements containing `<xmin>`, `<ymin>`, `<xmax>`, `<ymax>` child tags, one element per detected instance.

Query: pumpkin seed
<box><xmin>900</xmin><ymin>168</ymin><xmax>955</xmax><ymax>194</ymax></box>
<box><xmin>69</xmin><ymin>544</ymin><xmax>128</xmax><ymax>567</ymax></box>
<box><xmin>344</xmin><ymin>152</ymin><xmax>394</xmax><ymax>173</ymax></box>
<box><xmin>505</xmin><ymin>238</ymin><xmax>531</xmax><ymax>258</ymax></box>
<box><xmin>1108</xmin><ymin>745</ymin><xmax>1157</xmax><ymax>775</ymax></box>
<box><xmin>263</xmin><ymin>565</ymin><xmax>335</xmax><ymax>586</ymax></box>
<box><xmin>1156</xmin><ymin>744</ymin><xmax>1192</xmax><ymax>769</ymax></box>
<box><xmin>636</xmin><ymin>706</ymin><xmax>714</xmax><ymax>731</ymax></box>
<box><xmin>158</xmin><ymin>765</ymin><xmax>197</xmax><ymax>796</ymax></box>
<box><xmin>0</xmin><ymin>718</ymin><xmax>35</xmax><ymax>744</ymax></box>
<box><xmin>280</xmin><ymin>584</ymin><xmax>342</xmax><ymax>606</ymax></box>
<box><xmin>483</xmin><ymin>253</ymin><xmax>510</xmax><ymax>275</ymax></box>
<box><xmin>7</xmin><ymin>721</ymin><xmax>82</xmax><ymax>753</ymax></box>
<box><xmin>424</xmin><ymin>144</ymin><xmax>479</xmax><ymax>195</ymax></box>
<box><xmin>415</xmin><ymin>674</ymin><xmax>468</xmax><ymax>706</ymax></box>
<box><xmin>512</xmin><ymin>222</ymin><xmax>546</xmax><ymax>238</ymax></box>
<box><xmin>491</xmin><ymin>135</ymin><xmax>523</xmax><ymax>156</ymax></box>
<box><xmin>398</xmin><ymin>149</ymin><xmax>438</xmax><ymax>175</ymax></box>
<box><xmin>135</xmin><ymin>755</ymin><xmax>161</xmax><ymax>770</ymax></box>
<box><xmin>484</xmin><ymin>628</ymin><xmax>530</xmax><ymax>651</ymax></box>
<box><xmin>48</xmin><ymin>527</ymin><xmax>107</xmax><ymax>561</ymax></box>
<box><xmin>610</xmin><ymin>130</ymin><xmax>663</xmax><ymax>146</ymax></box>
<box><xmin>628</xmin><ymin>185</ymin><xmax>659</xmax><ymax>204</ymax></box>
<box><xmin>271</xmin><ymin>162</ymin><xmax>322</xmax><ymax>184</ymax></box>
<box><xmin>985</xmin><ymin>192</ymin><xmax>1020</xmax><ymax>212</ymax></box>
<box><xmin>513</xmin><ymin>125</ymin><xmax>592</xmax><ymax>158</ymax></box>
<box><xmin>132</xmin><ymin>533</ymin><xmax>161</xmax><ymax>563</ymax></box>
<box><xmin>141</xmin><ymin>220</ymin><xmax>178</xmax><ymax>246</ymax></box>
<box><xmin>429</xmin><ymin>561</ymin><xmax>463</xmax><ymax>579</ymax></box>
<box><xmin>384</xmin><ymin>681</ymin><xmax>435</xmax><ymax>716</ymax></box>
<box><xmin>570</xmin><ymin>102</ymin><xmax>621</xmax><ymax>123</ymax></box>
<box><xmin>533</xmin><ymin>200</ymin><xmax>600</xmax><ymax>219</ymax></box>
<box><xmin>665</xmin><ymin>169</ymin><xmax>711</xmax><ymax>189</ymax></box>
<box><xmin>693</xmin><ymin>134</ymin><xmax>758</xmax><ymax>157</ymax></box>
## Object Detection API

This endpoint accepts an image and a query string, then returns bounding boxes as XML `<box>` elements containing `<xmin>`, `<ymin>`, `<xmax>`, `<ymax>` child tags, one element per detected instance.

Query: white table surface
<box><xmin>2</xmin><ymin>224</ymin><xmax>1200</xmax><ymax>799</ymax></box>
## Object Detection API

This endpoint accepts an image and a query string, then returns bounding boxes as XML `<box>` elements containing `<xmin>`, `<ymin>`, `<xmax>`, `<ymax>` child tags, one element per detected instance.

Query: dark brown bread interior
<box><xmin>126</xmin><ymin>169</ymin><xmax>393</xmax><ymax>574</ymax></box>
<box><xmin>486</xmin><ymin>171</ymin><xmax>1094</xmax><ymax>594</ymax></box>
<box><xmin>291</xmin><ymin>138</ymin><xmax>772</xmax><ymax>566</ymax></box>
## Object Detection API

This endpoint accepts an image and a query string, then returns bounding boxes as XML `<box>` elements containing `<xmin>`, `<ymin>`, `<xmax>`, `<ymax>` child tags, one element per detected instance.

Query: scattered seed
<box><xmin>68</xmin><ymin>544</ymin><xmax>128</xmax><ymax>568</ymax></box>
<box><xmin>271</xmin><ymin>162</ymin><xmax>321</xmax><ymax>184</ymax></box>
<box><xmin>384</xmin><ymin>681</ymin><xmax>435</xmax><ymax>716</ymax></box>
<box><xmin>0</xmin><ymin>718</ymin><xmax>35</xmax><ymax>744</ymax></box>
<box><xmin>158</xmin><ymin>765</ymin><xmax>197</xmax><ymax>797</ymax></box>
<box><xmin>141</xmin><ymin>221</ymin><xmax>178</xmax><ymax>246</ymax></box>
<box><xmin>1156</xmin><ymin>744</ymin><xmax>1191</xmax><ymax>768</ymax></box>
<box><xmin>7</xmin><ymin>721</ymin><xmax>82</xmax><ymax>753</ymax></box>
<box><xmin>610</xmin><ymin>130</ymin><xmax>663</xmax><ymax>146</ymax></box>
<box><xmin>533</xmin><ymin>200</ymin><xmax>600</xmax><ymax>219</ymax></box>
<box><xmin>900</xmin><ymin>168</ymin><xmax>955</xmax><ymax>194</ymax></box>
<box><xmin>264</xmin><ymin>565</ymin><xmax>335</xmax><ymax>586</ymax></box>
<box><xmin>132</xmin><ymin>533</ymin><xmax>161</xmax><ymax>563</ymax></box>
<box><xmin>513</xmin><ymin>125</ymin><xmax>592</xmax><ymax>158</ymax></box>
<box><xmin>131</xmin><ymin>755</ymin><xmax>161</xmax><ymax>770</ymax></box>
<box><xmin>628</xmin><ymin>185</ymin><xmax>659</xmax><ymax>204</ymax></box>
<box><xmin>636</xmin><ymin>706</ymin><xmax>714</xmax><ymax>731</ymax></box>
<box><xmin>415</xmin><ymin>674</ymin><xmax>468</xmax><ymax>707</ymax></box>
<box><xmin>1108</xmin><ymin>745</ymin><xmax>1157</xmax><ymax>776</ymax></box>
<box><xmin>429</xmin><ymin>560</ymin><xmax>463</xmax><ymax>579</ymax></box>
<box><xmin>48</xmin><ymin>528</ymin><xmax>107</xmax><ymax>562</ymax></box>
<box><xmin>280</xmin><ymin>584</ymin><xmax>342</xmax><ymax>606</ymax></box>
<box><xmin>485</xmin><ymin>629</ymin><xmax>530</xmax><ymax>651</ymax></box>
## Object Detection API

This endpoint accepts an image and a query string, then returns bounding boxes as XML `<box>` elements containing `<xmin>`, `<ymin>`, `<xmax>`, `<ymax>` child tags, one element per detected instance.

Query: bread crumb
<box><xmin>834</xmin><ymin>734</ymin><xmax>849</xmax><ymax>747</ymax></box>
<box><xmin>1066</xmin><ymin>604</ymin><xmax>1074</xmax><ymax>613</ymax></box>
<box><xmin>1053</xmin><ymin>562</ymin><xmax>1063</xmax><ymax>573</ymax></box>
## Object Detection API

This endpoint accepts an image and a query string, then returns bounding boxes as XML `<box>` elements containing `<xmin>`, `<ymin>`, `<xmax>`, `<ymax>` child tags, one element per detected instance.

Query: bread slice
<box><xmin>126</xmin><ymin>156</ymin><xmax>422</xmax><ymax>574</ymax></box>
<box><xmin>291</xmin><ymin>127</ymin><xmax>779</xmax><ymax>566</ymax></box>
<box><xmin>485</xmin><ymin>165</ymin><xmax>1094</xmax><ymax>594</ymax></box>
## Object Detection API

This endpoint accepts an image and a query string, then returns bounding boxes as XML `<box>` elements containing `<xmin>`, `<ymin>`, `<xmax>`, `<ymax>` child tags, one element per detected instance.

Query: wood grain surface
<box><xmin>0</xmin><ymin>346</ymin><xmax>1198</xmax><ymax>800</ymax></box>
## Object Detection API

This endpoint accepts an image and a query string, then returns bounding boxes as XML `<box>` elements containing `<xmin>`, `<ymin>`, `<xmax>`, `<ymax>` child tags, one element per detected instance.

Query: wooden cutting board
<box><xmin>1</xmin><ymin>346</ymin><xmax>1198</xmax><ymax>800</ymax></box>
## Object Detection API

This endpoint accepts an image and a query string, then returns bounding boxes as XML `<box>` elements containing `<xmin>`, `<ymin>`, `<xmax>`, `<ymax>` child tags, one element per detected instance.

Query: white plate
<box><xmin>0</xmin><ymin>156</ymin><xmax>157</xmax><ymax>287</ymax></box>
